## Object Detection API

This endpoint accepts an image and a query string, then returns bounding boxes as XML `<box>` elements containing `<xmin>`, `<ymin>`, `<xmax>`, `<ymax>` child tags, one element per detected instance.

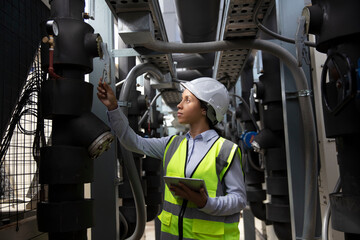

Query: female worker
<box><xmin>97</xmin><ymin>77</ymin><xmax>246</xmax><ymax>240</ymax></box>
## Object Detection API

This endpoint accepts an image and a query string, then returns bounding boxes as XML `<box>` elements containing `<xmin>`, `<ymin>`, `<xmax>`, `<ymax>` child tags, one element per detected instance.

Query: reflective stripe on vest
<box><xmin>159</xmin><ymin>135</ymin><xmax>241</xmax><ymax>240</ymax></box>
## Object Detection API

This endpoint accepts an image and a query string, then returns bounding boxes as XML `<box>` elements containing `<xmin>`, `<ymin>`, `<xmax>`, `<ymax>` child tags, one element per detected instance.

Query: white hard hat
<box><xmin>180</xmin><ymin>77</ymin><xmax>230</xmax><ymax>124</ymax></box>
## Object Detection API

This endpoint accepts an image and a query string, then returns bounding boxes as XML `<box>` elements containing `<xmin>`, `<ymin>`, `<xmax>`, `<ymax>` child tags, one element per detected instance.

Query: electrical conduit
<box><xmin>118</xmin><ymin>62</ymin><xmax>165</xmax><ymax>240</ymax></box>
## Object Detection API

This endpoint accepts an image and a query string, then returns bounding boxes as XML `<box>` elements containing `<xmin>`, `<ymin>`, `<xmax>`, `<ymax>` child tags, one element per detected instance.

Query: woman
<box><xmin>97</xmin><ymin>77</ymin><xmax>246</xmax><ymax>240</ymax></box>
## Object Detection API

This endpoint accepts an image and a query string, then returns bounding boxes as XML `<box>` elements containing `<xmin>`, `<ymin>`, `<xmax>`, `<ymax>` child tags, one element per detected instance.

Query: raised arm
<box><xmin>97</xmin><ymin>81</ymin><xmax>171</xmax><ymax>159</ymax></box>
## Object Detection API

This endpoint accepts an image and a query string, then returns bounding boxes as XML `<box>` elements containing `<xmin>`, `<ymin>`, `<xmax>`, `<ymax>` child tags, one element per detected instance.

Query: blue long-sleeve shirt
<box><xmin>107</xmin><ymin>107</ymin><xmax>246</xmax><ymax>216</ymax></box>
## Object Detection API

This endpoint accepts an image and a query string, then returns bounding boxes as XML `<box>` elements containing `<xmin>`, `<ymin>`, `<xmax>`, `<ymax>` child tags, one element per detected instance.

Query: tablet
<box><xmin>163</xmin><ymin>176</ymin><xmax>208</xmax><ymax>194</ymax></box>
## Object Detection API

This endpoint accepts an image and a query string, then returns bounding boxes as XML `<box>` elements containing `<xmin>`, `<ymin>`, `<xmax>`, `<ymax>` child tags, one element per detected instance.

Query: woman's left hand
<box><xmin>169</xmin><ymin>183</ymin><xmax>208</xmax><ymax>208</ymax></box>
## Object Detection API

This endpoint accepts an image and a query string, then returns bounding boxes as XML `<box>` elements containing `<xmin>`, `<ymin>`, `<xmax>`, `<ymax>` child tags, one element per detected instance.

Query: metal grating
<box><xmin>0</xmin><ymin>49</ymin><xmax>52</xmax><ymax>229</ymax></box>
<box><xmin>108</xmin><ymin>0</ymin><xmax>274</xmax><ymax>91</ymax></box>
<box><xmin>106</xmin><ymin>0</ymin><xmax>180</xmax><ymax>109</ymax></box>
<box><xmin>215</xmin><ymin>0</ymin><xmax>274</xmax><ymax>87</ymax></box>
<box><xmin>0</xmin><ymin>0</ymin><xmax>50</xmax><ymax>140</ymax></box>
<box><xmin>160</xmin><ymin>90</ymin><xmax>182</xmax><ymax>107</ymax></box>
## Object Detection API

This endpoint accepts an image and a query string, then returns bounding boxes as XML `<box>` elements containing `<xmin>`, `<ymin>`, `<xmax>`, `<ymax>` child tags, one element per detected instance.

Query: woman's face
<box><xmin>177</xmin><ymin>89</ymin><xmax>205</xmax><ymax>125</ymax></box>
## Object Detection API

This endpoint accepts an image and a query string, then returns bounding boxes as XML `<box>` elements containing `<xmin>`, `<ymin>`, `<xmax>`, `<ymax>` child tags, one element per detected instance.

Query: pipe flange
<box><xmin>96</xmin><ymin>34</ymin><xmax>103</xmax><ymax>59</ymax></box>
<box><xmin>88</xmin><ymin>131</ymin><xmax>114</xmax><ymax>159</ymax></box>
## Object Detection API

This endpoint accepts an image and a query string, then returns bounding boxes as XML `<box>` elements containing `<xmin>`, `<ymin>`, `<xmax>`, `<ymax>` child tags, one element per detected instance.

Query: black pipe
<box><xmin>308</xmin><ymin>0</ymin><xmax>360</xmax><ymax>238</ymax></box>
<box><xmin>38</xmin><ymin>1</ymin><xmax>110</xmax><ymax>239</ymax></box>
<box><xmin>254</xmin><ymin>53</ymin><xmax>292</xmax><ymax>240</ymax></box>
<box><xmin>174</xmin><ymin>0</ymin><xmax>220</xmax><ymax>78</ymax></box>
<box><xmin>237</xmin><ymin>55</ymin><xmax>268</xmax><ymax>222</ymax></box>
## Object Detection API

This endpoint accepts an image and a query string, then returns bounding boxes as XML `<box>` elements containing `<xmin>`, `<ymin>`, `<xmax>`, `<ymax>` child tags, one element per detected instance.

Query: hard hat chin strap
<box><xmin>200</xmin><ymin>100</ymin><xmax>218</xmax><ymax>126</ymax></box>
<box><xmin>206</xmin><ymin>105</ymin><xmax>218</xmax><ymax>126</ymax></box>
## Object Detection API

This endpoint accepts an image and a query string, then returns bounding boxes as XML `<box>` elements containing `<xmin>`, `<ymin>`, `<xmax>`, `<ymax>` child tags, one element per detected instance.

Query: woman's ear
<box><xmin>201</xmin><ymin>108</ymin><xmax>207</xmax><ymax>116</ymax></box>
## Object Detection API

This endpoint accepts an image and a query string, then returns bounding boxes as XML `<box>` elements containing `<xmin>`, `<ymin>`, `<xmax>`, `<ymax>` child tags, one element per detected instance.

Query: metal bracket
<box><xmin>295</xmin><ymin>16</ymin><xmax>310</xmax><ymax>67</ymax></box>
<box><xmin>114</xmin><ymin>177</ymin><xmax>123</xmax><ymax>186</ymax></box>
<box><xmin>286</xmin><ymin>89</ymin><xmax>313</xmax><ymax>99</ymax></box>
<box><xmin>298</xmin><ymin>89</ymin><xmax>312</xmax><ymax>97</ymax></box>
<box><xmin>249</xmin><ymin>87</ymin><xmax>258</xmax><ymax>114</ymax></box>
<box><xmin>117</xmin><ymin>101</ymin><xmax>131</xmax><ymax>108</ymax></box>
<box><xmin>111</xmin><ymin>48</ymin><xmax>141</xmax><ymax>57</ymax></box>
<box><xmin>100</xmin><ymin>42</ymin><xmax>112</xmax><ymax>84</ymax></box>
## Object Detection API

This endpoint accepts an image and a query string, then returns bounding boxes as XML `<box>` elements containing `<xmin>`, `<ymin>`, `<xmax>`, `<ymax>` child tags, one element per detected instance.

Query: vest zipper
<box><xmin>178</xmin><ymin>139</ymin><xmax>189</xmax><ymax>240</ymax></box>
<box><xmin>178</xmin><ymin>200</ymin><xmax>188</xmax><ymax>240</ymax></box>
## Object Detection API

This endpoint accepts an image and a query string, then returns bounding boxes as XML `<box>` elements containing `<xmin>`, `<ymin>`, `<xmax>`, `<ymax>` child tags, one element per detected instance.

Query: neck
<box><xmin>189</xmin><ymin>118</ymin><xmax>210</xmax><ymax>138</ymax></box>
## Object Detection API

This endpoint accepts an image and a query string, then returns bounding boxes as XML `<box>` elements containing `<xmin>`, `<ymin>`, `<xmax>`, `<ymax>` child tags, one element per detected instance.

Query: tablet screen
<box><xmin>163</xmin><ymin>176</ymin><xmax>207</xmax><ymax>194</ymax></box>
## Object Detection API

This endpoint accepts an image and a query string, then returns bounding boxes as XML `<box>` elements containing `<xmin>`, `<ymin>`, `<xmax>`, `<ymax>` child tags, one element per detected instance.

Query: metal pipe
<box><xmin>138</xmin><ymin>91</ymin><xmax>163</xmax><ymax>127</ymax></box>
<box><xmin>143</xmin><ymin>38</ymin><xmax>318</xmax><ymax>239</ymax></box>
<box><xmin>322</xmin><ymin>178</ymin><xmax>341</xmax><ymax>240</ymax></box>
<box><xmin>115</xmin><ymin>79</ymin><xmax>126</xmax><ymax>87</ymax></box>
<box><xmin>118</xmin><ymin>62</ymin><xmax>165</xmax><ymax>240</ymax></box>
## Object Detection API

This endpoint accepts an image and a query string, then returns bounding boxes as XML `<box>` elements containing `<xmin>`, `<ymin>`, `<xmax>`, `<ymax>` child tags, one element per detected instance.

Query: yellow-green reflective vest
<box><xmin>158</xmin><ymin>135</ymin><xmax>242</xmax><ymax>240</ymax></box>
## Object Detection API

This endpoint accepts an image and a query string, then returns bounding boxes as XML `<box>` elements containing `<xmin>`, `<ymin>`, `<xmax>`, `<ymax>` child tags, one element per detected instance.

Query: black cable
<box><xmin>230</xmin><ymin>94</ymin><xmax>260</xmax><ymax>132</ymax></box>
<box><xmin>247</xmin><ymin>149</ymin><xmax>264</xmax><ymax>172</ymax></box>
<box><xmin>0</xmin><ymin>53</ymin><xmax>45</xmax><ymax>169</ymax></box>
<box><xmin>119</xmin><ymin>211</ymin><xmax>129</xmax><ymax>240</ymax></box>
<box><xmin>253</xmin><ymin>0</ymin><xmax>316</xmax><ymax>48</ymax></box>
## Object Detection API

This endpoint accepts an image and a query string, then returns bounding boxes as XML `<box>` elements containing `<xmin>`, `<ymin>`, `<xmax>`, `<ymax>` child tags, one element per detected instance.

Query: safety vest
<box><xmin>158</xmin><ymin>135</ymin><xmax>242</xmax><ymax>240</ymax></box>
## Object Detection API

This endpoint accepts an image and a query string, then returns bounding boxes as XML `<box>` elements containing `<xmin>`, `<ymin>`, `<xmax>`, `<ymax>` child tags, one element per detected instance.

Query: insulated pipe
<box><xmin>118</xmin><ymin>62</ymin><xmax>165</xmax><ymax>240</ymax></box>
<box><xmin>174</xmin><ymin>0</ymin><xmax>219</xmax><ymax>77</ymax></box>
<box><xmin>172</xmin><ymin>53</ymin><xmax>215</xmax><ymax>69</ymax></box>
<box><xmin>143</xmin><ymin>39</ymin><xmax>318</xmax><ymax>239</ymax></box>
<box><xmin>119</xmin><ymin>62</ymin><xmax>164</xmax><ymax>116</ymax></box>
<box><xmin>176</xmin><ymin>70</ymin><xmax>204</xmax><ymax>80</ymax></box>
<box><xmin>322</xmin><ymin>178</ymin><xmax>341</xmax><ymax>240</ymax></box>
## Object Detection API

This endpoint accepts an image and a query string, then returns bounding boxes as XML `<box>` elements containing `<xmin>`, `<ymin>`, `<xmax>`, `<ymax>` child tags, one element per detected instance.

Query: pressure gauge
<box><xmin>46</xmin><ymin>20</ymin><xmax>59</xmax><ymax>36</ymax></box>
<box><xmin>301</xmin><ymin>7</ymin><xmax>311</xmax><ymax>35</ymax></box>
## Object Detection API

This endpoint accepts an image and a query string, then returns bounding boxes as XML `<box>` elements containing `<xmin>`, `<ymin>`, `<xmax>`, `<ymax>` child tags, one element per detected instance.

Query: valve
<box><xmin>240</xmin><ymin>131</ymin><xmax>258</xmax><ymax>150</ymax></box>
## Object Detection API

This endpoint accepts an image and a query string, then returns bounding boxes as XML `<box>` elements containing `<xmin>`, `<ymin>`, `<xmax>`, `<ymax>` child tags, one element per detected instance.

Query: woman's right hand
<box><xmin>97</xmin><ymin>79</ymin><xmax>118</xmax><ymax>111</ymax></box>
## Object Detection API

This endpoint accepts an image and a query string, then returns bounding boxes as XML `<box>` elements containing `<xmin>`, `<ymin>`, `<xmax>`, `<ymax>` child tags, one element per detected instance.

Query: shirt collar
<box><xmin>185</xmin><ymin>129</ymin><xmax>218</xmax><ymax>142</ymax></box>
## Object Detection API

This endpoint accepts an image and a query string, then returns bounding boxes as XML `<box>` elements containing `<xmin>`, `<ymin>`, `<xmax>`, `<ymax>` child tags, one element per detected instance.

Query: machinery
<box><xmin>0</xmin><ymin>0</ymin><xmax>359</xmax><ymax>239</ymax></box>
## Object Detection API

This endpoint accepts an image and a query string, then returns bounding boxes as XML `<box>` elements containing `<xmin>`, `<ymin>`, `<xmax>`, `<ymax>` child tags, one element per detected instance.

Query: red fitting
<box><xmin>43</xmin><ymin>35</ymin><xmax>62</xmax><ymax>80</ymax></box>
<box><xmin>48</xmin><ymin>49</ymin><xmax>61</xmax><ymax>80</ymax></box>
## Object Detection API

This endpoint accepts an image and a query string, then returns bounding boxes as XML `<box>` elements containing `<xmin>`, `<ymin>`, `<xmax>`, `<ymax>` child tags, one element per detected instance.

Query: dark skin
<box><xmin>97</xmin><ymin>80</ymin><xmax>208</xmax><ymax>208</ymax></box>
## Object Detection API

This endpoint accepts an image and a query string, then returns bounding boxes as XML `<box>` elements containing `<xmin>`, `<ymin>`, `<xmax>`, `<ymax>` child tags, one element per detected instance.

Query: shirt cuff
<box><xmin>107</xmin><ymin>106</ymin><xmax>120</xmax><ymax>115</ymax></box>
<box><xmin>107</xmin><ymin>106</ymin><xmax>122</xmax><ymax>120</ymax></box>
<box><xmin>199</xmin><ymin>197</ymin><xmax>216</xmax><ymax>214</ymax></box>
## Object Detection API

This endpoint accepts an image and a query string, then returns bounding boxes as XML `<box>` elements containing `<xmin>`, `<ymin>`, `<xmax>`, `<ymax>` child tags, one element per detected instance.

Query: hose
<box><xmin>44</xmin><ymin>35</ymin><xmax>62</xmax><ymax>80</ymax></box>
<box><xmin>118</xmin><ymin>62</ymin><xmax>165</xmax><ymax>240</ymax></box>
<box><xmin>119</xmin><ymin>62</ymin><xmax>164</xmax><ymax>116</ymax></box>
<box><xmin>48</xmin><ymin>49</ymin><xmax>61</xmax><ymax>79</ymax></box>
<box><xmin>253</xmin><ymin>0</ymin><xmax>316</xmax><ymax>48</ymax></box>
<box><xmin>322</xmin><ymin>178</ymin><xmax>341</xmax><ymax>240</ymax></box>
<box><xmin>143</xmin><ymin>38</ymin><xmax>318</xmax><ymax>239</ymax></box>
<box><xmin>119</xmin><ymin>211</ymin><xmax>129</xmax><ymax>240</ymax></box>
<box><xmin>247</xmin><ymin>149</ymin><xmax>264</xmax><ymax>172</ymax></box>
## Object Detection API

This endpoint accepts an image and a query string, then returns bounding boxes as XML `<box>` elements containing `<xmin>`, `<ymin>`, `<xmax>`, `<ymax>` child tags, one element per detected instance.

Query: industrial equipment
<box><xmin>0</xmin><ymin>0</ymin><xmax>359</xmax><ymax>240</ymax></box>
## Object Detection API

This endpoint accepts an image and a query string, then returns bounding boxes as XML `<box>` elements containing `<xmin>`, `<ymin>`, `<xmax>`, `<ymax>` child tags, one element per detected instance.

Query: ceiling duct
<box><xmin>174</xmin><ymin>0</ymin><xmax>220</xmax><ymax>80</ymax></box>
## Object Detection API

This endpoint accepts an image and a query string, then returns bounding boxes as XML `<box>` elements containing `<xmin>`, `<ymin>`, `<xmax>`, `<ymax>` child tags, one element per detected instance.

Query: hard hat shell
<box><xmin>180</xmin><ymin>77</ymin><xmax>230</xmax><ymax>123</ymax></box>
